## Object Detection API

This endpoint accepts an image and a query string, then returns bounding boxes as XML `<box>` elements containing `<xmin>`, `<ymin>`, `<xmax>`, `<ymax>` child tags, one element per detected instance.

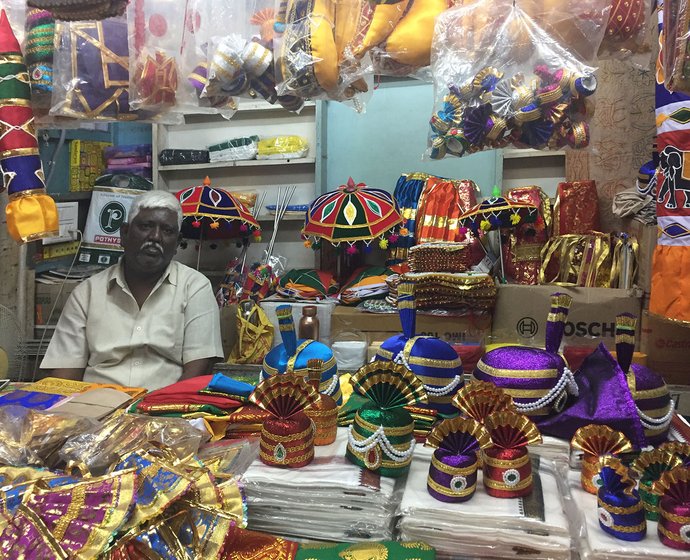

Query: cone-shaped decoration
<box><xmin>275</xmin><ymin>304</ymin><xmax>297</xmax><ymax>356</ymax></box>
<box><xmin>0</xmin><ymin>10</ymin><xmax>57</xmax><ymax>242</ymax></box>
<box><xmin>615</xmin><ymin>313</ymin><xmax>636</xmax><ymax>374</ymax></box>
<box><xmin>304</xmin><ymin>359</ymin><xmax>337</xmax><ymax>446</ymax></box>
<box><xmin>545</xmin><ymin>293</ymin><xmax>573</xmax><ymax>354</ymax></box>
<box><xmin>597</xmin><ymin>457</ymin><xmax>646</xmax><ymax>542</ymax></box>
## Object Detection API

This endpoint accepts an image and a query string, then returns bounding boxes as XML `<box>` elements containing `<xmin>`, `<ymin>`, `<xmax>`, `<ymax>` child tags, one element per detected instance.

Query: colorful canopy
<box><xmin>175</xmin><ymin>177</ymin><xmax>260</xmax><ymax>240</ymax></box>
<box><xmin>458</xmin><ymin>191</ymin><xmax>539</xmax><ymax>234</ymax></box>
<box><xmin>302</xmin><ymin>178</ymin><xmax>402</xmax><ymax>245</ymax></box>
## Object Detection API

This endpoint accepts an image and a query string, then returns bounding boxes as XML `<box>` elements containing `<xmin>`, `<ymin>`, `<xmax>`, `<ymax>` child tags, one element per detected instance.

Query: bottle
<box><xmin>298</xmin><ymin>305</ymin><xmax>319</xmax><ymax>340</ymax></box>
<box><xmin>304</xmin><ymin>359</ymin><xmax>338</xmax><ymax>446</ymax></box>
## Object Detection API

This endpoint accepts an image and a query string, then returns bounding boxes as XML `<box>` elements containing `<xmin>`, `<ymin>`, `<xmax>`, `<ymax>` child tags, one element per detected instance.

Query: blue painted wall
<box><xmin>322</xmin><ymin>81</ymin><xmax>501</xmax><ymax>195</ymax></box>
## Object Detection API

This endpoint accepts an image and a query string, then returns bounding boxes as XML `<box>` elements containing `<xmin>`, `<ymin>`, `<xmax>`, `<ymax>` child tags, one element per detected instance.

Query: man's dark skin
<box><xmin>48</xmin><ymin>207</ymin><xmax>214</xmax><ymax>382</ymax></box>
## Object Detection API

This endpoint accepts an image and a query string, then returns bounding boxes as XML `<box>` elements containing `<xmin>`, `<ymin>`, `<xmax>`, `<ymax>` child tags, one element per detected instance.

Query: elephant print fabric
<box><xmin>650</xmin><ymin>1</ymin><xmax>690</xmax><ymax>323</ymax></box>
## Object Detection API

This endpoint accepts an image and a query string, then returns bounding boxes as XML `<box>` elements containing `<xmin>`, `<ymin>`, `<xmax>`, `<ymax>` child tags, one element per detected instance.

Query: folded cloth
<box><xmin>277</xmin><ymin>269</ymin><xmax>339</xmax><ymax>300</ymax></box>
<box><xmin>296</xmin><ymin>541</ymin><xmax>436</xmax><ymax>559</ymax></box>
<box><xmin>204</xmin><ymin>374</ymin><xmax>254</xmax><ymax>402</ymax></box>
<box><xmin>135</xmin><ymin>376</ymin><xmax>242</xmax><ymax>413</ymax></box>
<box><xmin>338</xmin><ymin>266</ymin><xmax>392</xmax><ymax>305</ymax></box>
<box><xmin>400</xmin><ymin>272</ymin><xmax>497</xmax><ymax>311</ymax></box>
<box><xmin>399</xmin><ymin>445</ymin><xmax>571</xmax><ymax>559</ymax></box>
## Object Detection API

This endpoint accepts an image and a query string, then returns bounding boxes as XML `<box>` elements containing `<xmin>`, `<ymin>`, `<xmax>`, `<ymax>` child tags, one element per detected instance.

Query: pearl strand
<box><xmin>513</xmin><ymin>368</ymin><xmax>577</xmax><ymax>413</ymax></box>
<box><xmin>424</xmin><ymin>375</ymin><xmax>463</xmax><ymax>396</ymax></box>
<box><xmin>323</xmin><ymin>374</ymin><xmax>339</xmax><ymax>397</ymax></box>
<box><xmin>347</xmin><ymin>425</ymin><xmax>416</xmax><ymax>463</ymax></box>
<box><xmin>636</xmin><ymin>401</ymin><xmax>675</xmax><ymax>430</ymax></box>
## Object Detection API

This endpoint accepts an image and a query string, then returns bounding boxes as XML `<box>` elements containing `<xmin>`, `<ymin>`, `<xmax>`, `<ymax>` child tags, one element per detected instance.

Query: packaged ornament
<box><xmin>429</xmin><ymin>0</ymin><xmax>597</xmax><ymax>159</ymax></box>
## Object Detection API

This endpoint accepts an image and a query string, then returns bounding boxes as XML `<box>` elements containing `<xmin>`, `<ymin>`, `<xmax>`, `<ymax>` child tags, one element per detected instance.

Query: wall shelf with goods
<box><xmin>498</xmin><ymin>148</ymin><xmax>567</xmax><ymax>197</ymax></box>
<box><xmin>152</xmin><ymin>100</ymin><xmax>321</xmax><ymax>272</ymax></box>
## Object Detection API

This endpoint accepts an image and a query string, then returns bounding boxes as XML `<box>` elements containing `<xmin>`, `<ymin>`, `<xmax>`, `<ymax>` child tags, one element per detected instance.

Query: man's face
<box><xmin>121</xmin><ymin>207</ymin><xmax>180</xmax><ymax>276</ymax></box>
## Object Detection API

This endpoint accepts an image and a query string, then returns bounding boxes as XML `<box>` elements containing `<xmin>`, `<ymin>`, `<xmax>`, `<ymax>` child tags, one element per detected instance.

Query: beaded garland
<box><xmin>430</xmin><ymin>65</ymin><xmax>595</xmax><ymax>158</ymax></box>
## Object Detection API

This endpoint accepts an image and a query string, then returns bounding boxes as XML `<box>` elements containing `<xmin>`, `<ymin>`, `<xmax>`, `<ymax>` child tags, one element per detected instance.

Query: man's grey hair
<box><xmin>128</xmin><ymin>190</ymin><xmax>183</xmax><ymax>229</ymax></box>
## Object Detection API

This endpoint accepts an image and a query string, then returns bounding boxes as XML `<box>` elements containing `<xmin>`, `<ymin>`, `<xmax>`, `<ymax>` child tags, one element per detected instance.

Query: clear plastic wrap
<box><xmin>256</xmin><ymin>135</ymin><xmax>309</xmax><ymax>159</ymax></box>
<box><xmin>664</xmin><ymin>0</ymin><xmax>690</xmax><ymax>94</ymax></box>
<box><xmin>59</xmin><ymin>413</ymin><xmax>207</xmax><ymax>476</ymax></box>
<box><xmin>127</xmin><ymin>0</ymin><xmax>183</xmax><ymax>115</ymax></box>
<box><xmin>274</xmin><ymin>0</ymin><xmax>371</xmax><ymax>105</ymax></box>
<box><xmin>597</xmin><ymin>0</ymin><xmax>653</xmax><ymax>65</ymax></box>
<box><xmin>50</xmin><ymin>15</ymin><xmax>182</xmax><ymax>123</ymax></box>
<box><xmin>429</xmin><ymin>0</ymin><xmax>597</xmax><ymax>159</ymax></box>
<box><xmin>0</xmin><ymin>405</ymin><xmax>100</xmax><ymax>467</ymax></box>
<box><xmin>208</xmin><ymin>135</ymin><xmax>259</xmax><ymax>162</ymax></box>
<box><xmin>158</xmin><ymin>148</ymin><xmax>210</xmax><ymax>165</ymax></box>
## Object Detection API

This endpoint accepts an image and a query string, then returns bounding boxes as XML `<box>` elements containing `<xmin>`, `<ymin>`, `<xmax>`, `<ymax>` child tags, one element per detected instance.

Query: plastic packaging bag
<box><xmin>208</xmin><ymin>135</ymin><xmax>259</xmax><ymax>162</ymax></box>
<box><xmin>127</xmin><ymin>0</ymin><xmax>183</xmax><ymax>115</ymax></box>
<box><xmin>428</xmin><ymin>0</ymin><xmax>597</xmax><ymax>159</ymax></box>
<box><xmin>274</xmin><ymin>0</ymin><xmax>371</xmax><ymax>104</ymax></box>
<box><xmin>50</xmin><ymin>15</ymin><xmax>182</xmax><ymax>123</ymax></box>
<box><xmin>597</xmin><ymin>0</ymin><xmax>652</xmax><ymax>65</ymax></box>
<box><xmin>664</xmin><ymin>0</ymin><xmax>690</xmax><ymax>94</ymax></box>
<box><xmin>59</xmin><ymin>413</ymin><xmax>207</xmax><ymax>476</ymax></box>
<box><xmin>256</xmin><ymin>135</ymin><xmax>309</xmax><ymax>159</ymax></box>
<box><xmin>0</xmin><ymin>405</ymin><xmax>100</xmax><ymax>467</ymax></box>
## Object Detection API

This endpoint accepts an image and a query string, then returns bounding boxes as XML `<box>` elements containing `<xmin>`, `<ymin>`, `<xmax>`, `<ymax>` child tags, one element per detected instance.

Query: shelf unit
<box><xmin>498</xmin><ymin>148</ymin><xmax>566</xmax><ymax>197</ymax></box>
<box><xmin>152</xmin><ymin>99</ymin><xmax>322</xmax><ymax>271</ymax></box>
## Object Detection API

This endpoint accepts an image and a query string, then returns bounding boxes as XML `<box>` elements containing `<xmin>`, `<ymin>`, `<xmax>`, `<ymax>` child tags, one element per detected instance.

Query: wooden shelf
<box><xmin>502</xmin><ymin>148</ymin><xmax>566</xmax><ymax>160</ymax></box>
<box><xmin>236</xmin><ymin>100</ymin><xmax>316</xmax><ymax>112</ymax></box>
<box><xmin>158</xmin><ymin>157</ymin><xmax>316</xmax><ymax>172</ymax></box>
<box><xmin>48</xmin><ymin>191</ymin><xmax>93</xmax><ymax>202</ymax></box>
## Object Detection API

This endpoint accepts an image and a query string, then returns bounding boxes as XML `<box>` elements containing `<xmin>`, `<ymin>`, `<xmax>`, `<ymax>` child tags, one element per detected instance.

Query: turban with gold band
<box><xmin>0</xmin><ymin>10</ymin><xmax>57</xmax><ymax>243</ymax></box>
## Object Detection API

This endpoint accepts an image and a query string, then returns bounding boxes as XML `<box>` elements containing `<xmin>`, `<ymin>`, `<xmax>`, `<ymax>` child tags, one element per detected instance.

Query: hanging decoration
<box><xmin>0</xmin><ymin>9</ymin><xmax>58</xmax><ymax>243</ymax></box>
<box><xmin>175</xmin><ymin>177</ymin><xmax>261</xmax><ymax>241</ymax></box>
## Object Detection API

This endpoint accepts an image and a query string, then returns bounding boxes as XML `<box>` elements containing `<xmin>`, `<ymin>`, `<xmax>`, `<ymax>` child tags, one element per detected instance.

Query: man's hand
<box><xmin>180</xmin><ymin>358</ymin><xmax>216</xmax><ymax>381</ymax></box>
<box><xmin>47</xmin><ymin>368</ymin><xmax>85</xmax><ymax>381</ymax></box>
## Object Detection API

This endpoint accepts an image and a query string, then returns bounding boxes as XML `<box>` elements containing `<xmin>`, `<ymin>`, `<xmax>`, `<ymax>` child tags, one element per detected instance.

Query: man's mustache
<box><xmin>141</xmin><ymin>241</ymin><xmax>164</xmax><ymax>254</ymax></box>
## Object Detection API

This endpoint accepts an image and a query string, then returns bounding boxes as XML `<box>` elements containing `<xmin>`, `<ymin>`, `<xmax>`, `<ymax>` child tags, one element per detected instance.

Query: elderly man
<box><xmin>41</xmin><ymin>190</ymin><xmax>224</xmax><ymax>390</ymax></box>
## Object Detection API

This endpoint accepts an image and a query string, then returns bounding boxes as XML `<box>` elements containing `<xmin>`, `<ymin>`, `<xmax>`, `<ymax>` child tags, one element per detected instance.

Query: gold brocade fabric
<box><xmin>540</xmin><ymin>233</ymin><xmax>638</xmax><ymax>288</ymax></box>
<box><xmin>400</xmin><ymin>272</ymin><xmax>497</xmax><ymax>310</ymax></box>
<box><xmin>229</xmin><ymin>303</ymin><xmax>274</xmax><ymax>365</ymax></box>
<box><xmin>553</xmin><ymin>181</ymin><xmax>599</xmax><ymax>235</ymax></box>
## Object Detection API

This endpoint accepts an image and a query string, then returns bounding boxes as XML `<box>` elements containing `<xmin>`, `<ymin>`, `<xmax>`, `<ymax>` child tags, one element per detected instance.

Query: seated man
<box><xmin>41</xmin><ymin>190</ymin><xmax>224</xmax><ymax>390</ymax></box>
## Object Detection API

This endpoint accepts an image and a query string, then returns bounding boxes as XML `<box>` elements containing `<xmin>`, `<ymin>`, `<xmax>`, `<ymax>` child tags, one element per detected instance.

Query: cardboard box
<box><xmin>492</xmin><ymin>284</ymin><xmax>642</xmax><ymax>348</ymax></box>
<box><xmin>641</xmin><ymin>311</ymin><xmax>690</xmax><ymax>386</ymax></box>
<box><xmin>624</xmin><ymin>219</ymin><xmax>657</xmax><ymax>305</ymax></box>
<box><xmin>331</xmin><ymin>306</ymin><xmax>492</xmax><ymax>346</ymax></box>
<box><xmin>667</xmin><ymin>385</ymin><xmax>690</xmax><ymax>417</ymax></box>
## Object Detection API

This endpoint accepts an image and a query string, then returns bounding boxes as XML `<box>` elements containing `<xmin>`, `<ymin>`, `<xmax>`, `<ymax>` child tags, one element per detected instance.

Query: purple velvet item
<box><xmin>627</xmin><ymin>362</ymin><xmax>673</xmax><ymax>446</ymax></box>
<box><xmin>427</xmin><ymin>449</ymin><xmax>478</xmax><ymax>503</ymax></box>
<box><xmin>538</xmin><ymin>343</ymin><xmax>648</xmax><ymax>448</ymax></box>
<box><xmin>67</xmin><ymin>18</ymin><xmax>133</xmax><ymax>119</ymax></box>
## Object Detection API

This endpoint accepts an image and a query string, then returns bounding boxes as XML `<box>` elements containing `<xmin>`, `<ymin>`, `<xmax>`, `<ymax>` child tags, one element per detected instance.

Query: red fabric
<box><xmin>0</xmin><ymin>11</ymin><xmax>21</xmax><ymax>53</ymax></box>
<box><xmin>138</xmin><ymin>375</ymin><xmax>242</xmax><ymax>409</ymax></box>
<box><xmin>452</xmin><ymin>344</ymin><xmax>485</xmax><ymax>374</ymax></box>
<box><xmin>483</xmin><ymin>447</ymin><xmax>533</xmax><ymax>498</ymax></box>
<box><xmin>0</xmin><ymin>106</ymin><xmax>39</xmax><ymax>151</ymax></box>
<box><xmin>555</xmin><ymin>181</ymin><xmax>600</xmax><ymax>235</ymax></box>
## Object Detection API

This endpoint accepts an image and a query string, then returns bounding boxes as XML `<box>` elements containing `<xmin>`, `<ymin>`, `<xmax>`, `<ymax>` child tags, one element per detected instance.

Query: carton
<box><xmin>331</xmin><ymin>306</ymin><xmax>491</xmax><ymax>347</ymax></box>
<box><xmin>640</xmin><ymin>311</ymin><xmax>690</xmax><ymax>386</ymax></box>
<box><xmin>492</xmin><ymin>284</ymin><xmax>642</xmax><ymax>348</ymax></box>
<box><xmin>35</xmin><ymin>282</ymin><xmax>77</xmax><ymax>325</ymax></box>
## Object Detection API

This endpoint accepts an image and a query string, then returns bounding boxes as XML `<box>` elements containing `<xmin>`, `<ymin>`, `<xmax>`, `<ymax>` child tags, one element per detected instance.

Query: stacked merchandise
<box><xmin>398</xmin><ymin>447</ymin><xmax>573</xmax><ymax>560</ymax></box>
<box><xmin>242</xmin><ymin>427</ymin><xmax>402</xmax><ymax>542</ymax></box>
<box><xmin>69</xmin><ymin>140</ymin><xmax>110</xmax><ymax>192</ymax></box>
<box><xmin>104</xmin><ymin>144</ymin><xmax>153</xmax><ymax>179</ymax></box>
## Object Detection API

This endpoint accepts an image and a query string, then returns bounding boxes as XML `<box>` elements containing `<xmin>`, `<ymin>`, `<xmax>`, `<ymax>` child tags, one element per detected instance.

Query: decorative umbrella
<box><xmin>175</xmin><ymin>177</ymin><xmax>261</xmax><ymax>269</ymax></box>
<box><xmin>176</xmin><ymin>177</ymin><xmax>261</xmax><ymax>241</ymax></box>
<box><xmin>302</xmin><ymin>178</ymin><xmax>402</xmax><ymax>251</ymax></box>
<box><xmin>458</xmin><ymin>186</ymin><xmax>539</xmax><ymax>282</ymax></box>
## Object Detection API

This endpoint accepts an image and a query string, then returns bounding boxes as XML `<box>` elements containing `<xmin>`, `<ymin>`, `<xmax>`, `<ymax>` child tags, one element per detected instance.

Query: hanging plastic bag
<box><xmin>663</xmin><ymin>0</ymin><xmax>690</xmax><ymax>94</ymax></box>
<box><xmin>50</xmin><ymin>15</ymin><xmax>182</xmax><ymax>123</ymax></box>
<box><xmin>273</xmin><ymin>0</ymin><xmax>371</xmax><ymax>106</ymax></box>
<box><xmin>428</xmin><ymin>0</ymin><xmax>597</xmax><ymax>159</ymax></box>
<box><xmin>597</xmin><ymin>0</ymin><xmax>653</xmax><ymax>65</ymax></box>
<box><xmin>127</xmin><ymin>0</ymin><xmax>183</xmax><ymax>115</ymax></box>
